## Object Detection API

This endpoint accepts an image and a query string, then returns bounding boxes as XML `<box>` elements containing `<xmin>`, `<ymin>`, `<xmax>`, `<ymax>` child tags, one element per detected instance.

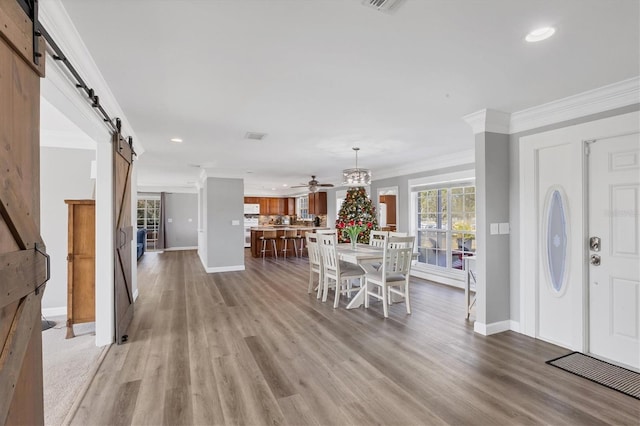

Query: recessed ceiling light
<box><xmin>526</xmin><ymin>27</ymin><xmax>555</xmax><ymax>42</ymax></box>
<box><xmin>282</xmin><ymin>184</ymin><xmax>288</xmax><ymax>187</ymax></box>
<box><xmin>271</xmin><ymin>187</ymin><xmax>276</xmax><ymax>191</ymax></box>
<box><xmin>170</xmin><ymin>138</ymin><xmax>183</xmax><ymax>143</ymax></box>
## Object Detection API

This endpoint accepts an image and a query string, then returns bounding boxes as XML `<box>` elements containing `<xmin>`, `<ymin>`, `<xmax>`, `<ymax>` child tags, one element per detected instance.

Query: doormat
<box><xmin>546</xmin><ymin>352</ymin><xmax>640</xmax><ymax>400</ymax></box>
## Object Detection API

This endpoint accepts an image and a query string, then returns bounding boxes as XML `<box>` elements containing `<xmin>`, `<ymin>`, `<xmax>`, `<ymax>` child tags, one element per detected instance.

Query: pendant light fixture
<box><xmin>342</xmin><ymin>147</ymin><xmax>371</xmax><ymax>186</ymax></box>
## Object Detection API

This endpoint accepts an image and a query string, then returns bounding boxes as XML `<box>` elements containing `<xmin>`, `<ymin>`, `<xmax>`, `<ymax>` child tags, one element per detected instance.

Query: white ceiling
<box><xmin>55</xmin><ymin>0</ymin><xmax>639</xmax><ymax>195</ymax></box>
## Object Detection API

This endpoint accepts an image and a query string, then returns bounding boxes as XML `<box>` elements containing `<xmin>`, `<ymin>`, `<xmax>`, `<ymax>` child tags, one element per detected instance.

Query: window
<box><xmin>297</xmin><ymin>196</ymin><xmax>309</xmax><ymax>219</ymax></box>
<box><xmin>137</xmin><ymin>197</ymin><xmax>160</xmax><ymax>250</ymax></box>
<box><xmin>412</xmin><ymin>183</ymin><xmax>475</xmax><ymax>274</ymax></box>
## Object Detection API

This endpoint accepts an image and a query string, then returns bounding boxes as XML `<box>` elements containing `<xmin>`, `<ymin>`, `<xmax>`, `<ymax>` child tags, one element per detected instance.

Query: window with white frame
<box><xmin>137</xmin><ymin>197</ymin><xmax>160</xmax><ymax>250</ymax></box>
<box><xmin>411</xmin><ymin>180</ymin><xmax>475</xmax><ymax>274</ymax></box>
<box><xmin>297</xmin><ymin>195</ymin><xmax>309</xmax><ymax>219</ymax></box>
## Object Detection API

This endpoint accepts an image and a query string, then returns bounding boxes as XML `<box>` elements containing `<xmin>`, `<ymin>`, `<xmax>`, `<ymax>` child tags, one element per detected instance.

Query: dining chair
<box><xmin>318</xmin><ymin>233</ymin><xmax>365</xmax><ymax>308</ymax></box>
<box><xmin>388</xmin><ymin>231</ymin><xmax>408</xmax><ymax>237</ymax></box>
<box><xmin>260</xmin><ymin>229</ymin><xmax>278</xmax><ymax>259</ymax></box>
<box><xmin>305</xmin><ymin>233</ymin><xmax>322</xmax><ymax>296</ymax></box>
<box><xmin>369</xmin><ymin>230</ymin><xmax>388</xmax><ymax>248</ymax></box>
<box><xmin>364</xmin><ymin>236</ymin><xmax>415</xmax><ymax>318</ymax></box>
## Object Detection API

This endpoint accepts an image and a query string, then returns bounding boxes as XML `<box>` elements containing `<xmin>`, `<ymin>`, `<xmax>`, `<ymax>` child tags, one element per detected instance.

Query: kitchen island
<box><xmin>250</xmin><ymin>226</ymin><xmax>329</xmax><ymax>258</ymax></box>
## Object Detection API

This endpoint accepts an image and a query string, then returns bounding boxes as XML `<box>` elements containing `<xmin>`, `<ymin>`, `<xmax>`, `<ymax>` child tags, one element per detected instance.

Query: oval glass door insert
<box><xmin>546</xmin><ymin>189</ymin><xmax>568</xmax><ymax>293</ymax></box>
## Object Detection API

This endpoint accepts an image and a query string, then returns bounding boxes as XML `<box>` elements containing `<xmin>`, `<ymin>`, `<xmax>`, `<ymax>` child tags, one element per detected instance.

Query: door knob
<box><xmin>590</xmin><ymin>254</ymin><xmax>601</xmax><ymax>266</ymax></box>
<box><xmin>590</xmin><ymin>236</ymin><xmax>601</xmax><ymax>252</ymax></box>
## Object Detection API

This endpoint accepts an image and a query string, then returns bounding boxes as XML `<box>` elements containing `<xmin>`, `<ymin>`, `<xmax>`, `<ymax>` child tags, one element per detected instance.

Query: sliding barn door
<box><xmin>113</xmin><ymin>133</ymin><xmax>134</xmax><ymax>344</ymax></box>
<box><xmin>0</xmin><ymin>1</ymin><xmax>47</xmax><ymax>424</ymax></box>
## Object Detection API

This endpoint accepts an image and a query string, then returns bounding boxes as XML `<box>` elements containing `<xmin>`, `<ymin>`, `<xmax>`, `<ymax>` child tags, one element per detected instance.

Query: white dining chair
<box><xmin>388</xmin><ymin>231</ymin><xmax>408</xmax><ymax>237</ymax></box>
<box><xmin>364</xmin><ymin>236</ymin><xmax>415</xmax><ymax>318</ymax></box>
<box><xmin>305</xmin><ymin>233</ymin><xmax>322</xmax><ymax>297</ymax></box>
<box><xmin>369</xmin><ymin>230</ymin><xmax>388</xmax><ymax>248</ymax></box>
<box><xmin>318</xmin><ymin>233</ymin><xmax>365</xmax><ymax>308</ymax></box>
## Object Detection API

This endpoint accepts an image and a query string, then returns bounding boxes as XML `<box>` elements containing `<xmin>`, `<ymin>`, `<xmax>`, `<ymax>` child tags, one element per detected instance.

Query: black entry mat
<box><xmin>546</xmin><ymin>352</ymin><xmax>640</xmax><ymax>400</ymax></box>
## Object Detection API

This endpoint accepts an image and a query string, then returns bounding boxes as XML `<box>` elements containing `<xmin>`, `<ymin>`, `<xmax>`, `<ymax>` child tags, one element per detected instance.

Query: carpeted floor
<box><xmin>41</xmin><ymin>316</ymin><xmax>104</xmax><ymax>426</ymax></box>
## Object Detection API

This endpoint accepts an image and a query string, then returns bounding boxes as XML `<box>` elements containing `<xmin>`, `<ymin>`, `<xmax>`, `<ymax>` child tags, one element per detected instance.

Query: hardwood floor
<box><xmin>70</xmin><ymin>250</ymin><xmax>639</xmax><ymax>425</ymax></box>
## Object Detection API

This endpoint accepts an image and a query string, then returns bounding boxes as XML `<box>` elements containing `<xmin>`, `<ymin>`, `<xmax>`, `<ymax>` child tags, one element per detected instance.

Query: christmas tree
<box><xmin>336</xmin><ymin>187</ymin><xmax>378</xmax><ymax>243</ymax></box>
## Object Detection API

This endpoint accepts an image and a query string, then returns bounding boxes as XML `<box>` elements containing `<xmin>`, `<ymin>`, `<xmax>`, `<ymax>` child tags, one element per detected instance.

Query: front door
<box><xmin>588</xmin><ymin>132</ymin><xmax>640</xmax><ymax>369</ymax></box>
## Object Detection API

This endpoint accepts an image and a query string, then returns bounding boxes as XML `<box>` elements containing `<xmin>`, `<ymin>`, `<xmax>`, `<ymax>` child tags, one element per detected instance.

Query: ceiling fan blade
<box><xmin>318</xmin><ymin>183</ymin><xmax>334</xmax><ymax>187</ymax></box>
<box><xmin>290</xmin><ymin>184</ymin><xmax>309</xmax><ymax>188</ymax></box>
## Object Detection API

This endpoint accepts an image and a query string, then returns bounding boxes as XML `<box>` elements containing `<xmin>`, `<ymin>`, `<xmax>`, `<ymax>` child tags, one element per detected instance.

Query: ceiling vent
<box><xmin>362</xmin><ymin>0</ymin><xmax>405</xmax><ymax>13</ymax></box>
<box><xmin>244</xmin><ymin>132</ymin><xmax>267</xmax><ymax>141</ymax></box>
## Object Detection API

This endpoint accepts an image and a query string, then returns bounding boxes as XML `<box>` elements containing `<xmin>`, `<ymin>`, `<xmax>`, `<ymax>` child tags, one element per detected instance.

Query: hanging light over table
<box><xmin>342</xmin><ymin>147</ymin><xmax>371</xmax><ymax>186</ymax></box>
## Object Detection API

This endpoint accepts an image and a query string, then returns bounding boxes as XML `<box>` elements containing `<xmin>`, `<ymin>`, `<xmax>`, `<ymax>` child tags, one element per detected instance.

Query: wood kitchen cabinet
<box><xmin>252</xmin><ymin>197</ymin><xmax>297</xmax><ymax>215</ymax></box>
<box><xmin>309</xmin><ymin>192</ymin><xmax>327</xmax><ymax>215</ymax></box>
<box><xmin>64</xmin><ymin>199</ymin><xmax>95</xmax><ymax>338</ymax></box>
<box><xmin>259</xmin><ymin>198</ymin><xmax>270</xmax><ymax>214</ymax></box>
<box><xmin>269</xmin><ymin>198</ymin><xmax>282</xmax><ymax>215</ymax></box>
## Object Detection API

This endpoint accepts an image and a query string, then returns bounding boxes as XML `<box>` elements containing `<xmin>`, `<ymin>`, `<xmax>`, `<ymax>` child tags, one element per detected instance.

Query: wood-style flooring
<box><xmin>70</xmin><ymin>250</ymin><xmax>640</xmax><ymax>425</ymax></box>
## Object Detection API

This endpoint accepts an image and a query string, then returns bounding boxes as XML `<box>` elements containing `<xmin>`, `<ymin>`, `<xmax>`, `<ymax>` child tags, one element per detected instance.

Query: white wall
<box><xmin>40</xmin><ymin>147</ymin><xmax>95</xmax><ymax>315</ymax></box>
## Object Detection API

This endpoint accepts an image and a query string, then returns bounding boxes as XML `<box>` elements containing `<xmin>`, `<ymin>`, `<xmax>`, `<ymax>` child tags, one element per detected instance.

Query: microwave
<box><xmin>244</xmin><ymin>203</ymin><xmax>260</xmax><ymax>214</ymax></box>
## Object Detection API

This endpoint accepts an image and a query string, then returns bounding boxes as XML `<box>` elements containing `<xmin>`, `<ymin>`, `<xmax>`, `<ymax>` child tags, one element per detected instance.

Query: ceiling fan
<box><xmin>291</xmin><ymin>175</ymin><xmax>334</xmax><ymax>193</ymax></box>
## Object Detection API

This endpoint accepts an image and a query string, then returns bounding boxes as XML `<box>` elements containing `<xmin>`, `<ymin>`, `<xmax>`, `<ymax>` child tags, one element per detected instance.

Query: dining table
<box><xmin>335</xmin><ymin>243</ymin><xmax>417</xmax><ymax>309</ymax></box>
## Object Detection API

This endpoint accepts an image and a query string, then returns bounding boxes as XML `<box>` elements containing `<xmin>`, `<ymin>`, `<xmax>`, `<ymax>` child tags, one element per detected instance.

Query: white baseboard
<box><xmin>474</xmin><ymin>319</ymin><xmax>511</xmax><ymax>336</ymax></box>
<box><xmin>410</xmin><ymin>269</ymin><xmax>464</xmax><ymax>289</ymax></box>
<box><xmin>509</xmin><ymin>320</ymin><xmax>521</xmax><ymax>333</ymax></box>
<box><xmin>133</xmin><ymin>288</ymin><xmax>139</xmax><ymax>302</ymax></box>
<box><xmin>163</xmin><ymin>246</ymin><xmax>198</xmax><ymax>251</ymax></box>
<box><xmin>205</xmin><ymin>265</ymin><xmax>245</xmax><ymax>273</ymax></box>
<box><xmin>42</xmin><ymin>306</ymin><xmax>66</xmax><ymax>317</ymax></box>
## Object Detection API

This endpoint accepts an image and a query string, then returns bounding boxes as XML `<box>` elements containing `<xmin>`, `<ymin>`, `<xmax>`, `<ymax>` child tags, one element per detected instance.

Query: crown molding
<box><xmin>509</xmin><ymin>76</ymin><xmax>640</xmax><ymax>134</ymax></box>
<box><xmin>39</xmin><ymin>0</ymin><xmax>144</xmax><ymax>155</ymax></box>
<box><xmin>137</xmin><ymin>185</ymin><xmax>198</xmax><ymax>194</ymax></box>
<box><xmin>373</xmin><ymin>149</ymin><xmax>475</xmax><ymax>182</ymax></box>
<box><xmin>463</xmin><ymin>109</ymin><xmax>511</xmax><ymax>135</ymax></box>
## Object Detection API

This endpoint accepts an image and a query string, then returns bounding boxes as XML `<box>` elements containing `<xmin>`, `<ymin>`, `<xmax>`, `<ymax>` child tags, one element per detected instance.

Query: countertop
<box><xmin>250</xmin><ymin>226</ymin><xmax>330</xmax><ymax>231</ymax></box>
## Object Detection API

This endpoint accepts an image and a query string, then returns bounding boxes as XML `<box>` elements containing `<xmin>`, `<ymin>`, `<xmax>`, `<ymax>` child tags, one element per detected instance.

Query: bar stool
<box><xmin>295</xmin><ymin>230</ymin><xmax>307</xmax><ymax>256</ymax></box>
<box><xmin>280</xmin><ymin>229</ymin><xmax>298</xmax><ymax>258</ymax></box>
<box><xmin>260</xmin><ymin>229</ymin><xmax>278</xmax><ymax>259</ymax></box>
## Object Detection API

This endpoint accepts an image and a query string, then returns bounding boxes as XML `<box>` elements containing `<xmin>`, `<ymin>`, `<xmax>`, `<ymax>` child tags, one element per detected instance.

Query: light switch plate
<box><xmin>167</xmin><ymin>218</ymin><xmax>173</xmax><ymax>223</ymax></box>
<box><xmin>490</xmin><ymin>223</ymin><xmax>499</xmax><ymax>235</ymax></box>
<box><xmin>231</xmin><ymin>220</ymin><xmax>240</xmax><ymax>226</ymax></box>
<box><xmin>499</xmin><ymin>222</ymin><xmax>510</xmax><ymax>234</ymax></box>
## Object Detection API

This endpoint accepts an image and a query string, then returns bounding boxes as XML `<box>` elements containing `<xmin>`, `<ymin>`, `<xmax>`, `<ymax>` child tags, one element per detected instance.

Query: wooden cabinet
<box><xmin>259</xmin><ymin>198</ymin><xmax>270</xmax><ymax>214</ymax></box>
<box><xmin>269</xmin><ymin>198</ymin><xmax>282</xmax><ymax>215</ymax></box>
<box><xmin>254</xmin><ymin>197</ymin><xmax>295</xmax><ymax>215</ymax></box>
<box><xmin>379</xmin><ymin>195</ymin><xmax>397</xmax><ymax>227</ymax></box>
<box><xmin>64</xmin><ymin>200</ymin><xmax>96</xmax><ymax>339</ymax></box>
<box><xmin>309</xmin><ymin>192</ymin><xmax>327</xmax><ymax>215</ymax></box>
<box><xmin>287</xmin><ymin>197</ymin><xmax>295</xmax><ymax>215</ymax></box>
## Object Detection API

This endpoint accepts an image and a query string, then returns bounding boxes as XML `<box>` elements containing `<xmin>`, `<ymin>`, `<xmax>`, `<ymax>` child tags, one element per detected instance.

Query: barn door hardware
<box><xmin>34</xmin><ymin>243</ymin><xmax>50</xmax><ymax>294</ymax></box>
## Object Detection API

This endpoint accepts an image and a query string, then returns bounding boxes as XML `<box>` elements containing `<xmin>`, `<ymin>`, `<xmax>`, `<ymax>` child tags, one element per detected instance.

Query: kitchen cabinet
<box><xmin>269</xmin><ymin>198</ymin><xmax>282</xmax><ymax>215</ymax></box>
<box><xmin>259</xmin><ymin>198</ymin><xmax>270</xmax><ymax>214</ymax></box>
<box><xmin>253</xmin><ymin>197</ymin><xmax>296</xmax><ymax>215</ymax></box>
<box><xmin>309</xmin><ymin>192</ymin><xmax>327</xmax><ymax>215</ymax></box>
